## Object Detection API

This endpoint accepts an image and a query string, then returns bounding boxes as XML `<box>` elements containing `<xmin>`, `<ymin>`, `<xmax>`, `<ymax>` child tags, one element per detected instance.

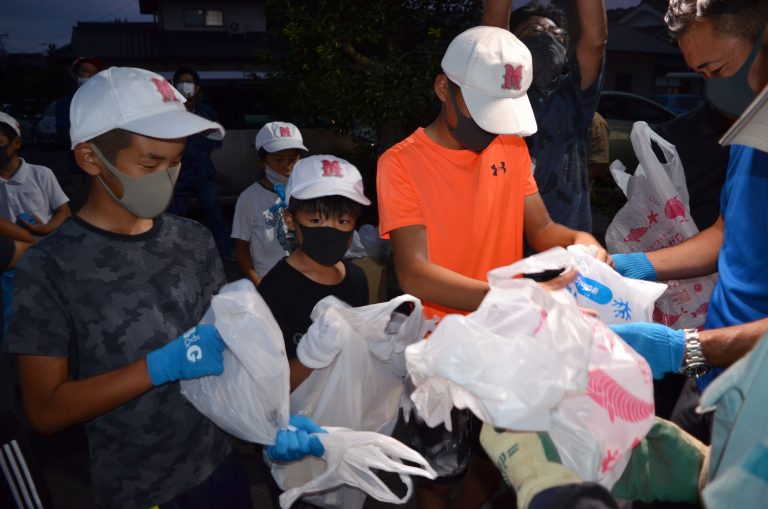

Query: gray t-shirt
<box><xmin>3</xmin><ymin>214</ymin><xmax>232</xmax><ymax>508</ymax></box>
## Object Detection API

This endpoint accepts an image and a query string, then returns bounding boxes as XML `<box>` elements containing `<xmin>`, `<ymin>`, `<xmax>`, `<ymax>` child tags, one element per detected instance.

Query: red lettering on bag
<box><xmin>502</xmin><ymin>64</ymin><xmax>523</xmax><ymax>90</ymax></box>
<box><xmin>151</xmin><ymin>78</ymin><xmax>179</xmax><ymax>103</ymax></box>
<box><xmin>322</xmin><ymin>160</ymin><xmax>343</xmax><ymax>177</ymax></box>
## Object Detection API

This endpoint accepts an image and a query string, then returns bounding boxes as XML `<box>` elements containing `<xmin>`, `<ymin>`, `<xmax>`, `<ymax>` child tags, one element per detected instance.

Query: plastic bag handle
<box><xmin>629</xmin><ymin>121</ymin><xmax>689</xmax><ymax>203</ymax></box>
<box><xmin>609</xmin><ymin>160</ymin><xmax>631</xmax><ymax>196</ymax></box>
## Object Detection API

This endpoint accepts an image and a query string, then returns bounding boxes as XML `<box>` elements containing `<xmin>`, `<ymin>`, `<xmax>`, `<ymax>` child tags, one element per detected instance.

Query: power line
<box><xmin>18</xmin><ymin>0</ymin><xmax>142</xmax><ymax>53</ymax></box>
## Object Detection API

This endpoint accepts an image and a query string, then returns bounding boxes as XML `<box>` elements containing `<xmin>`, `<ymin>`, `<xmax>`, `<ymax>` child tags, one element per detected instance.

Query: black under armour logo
<box><xmin>491</xmin><ymin>161</ymin><xmax>507</xmax><ymax>176</ymax></box>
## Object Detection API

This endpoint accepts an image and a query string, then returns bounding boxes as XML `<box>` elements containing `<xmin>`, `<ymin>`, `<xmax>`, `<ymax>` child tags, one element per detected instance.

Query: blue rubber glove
<box><xmin>267</xmin><ymin>415</ymin><xmax>327</xmax><ymax>462</ymax></box>
<box><xmin>612</xmin><ymin>253</ymin><xmax>657</xmax><ymax>281</ymax></box>
<box><xmin>146</xmin><ymin>324</ymin><xmax>226</xmax><ymax>386</ymax></box>
<box><xmin>610</xmin><ymin>323</ymin><xmax>685</xmax><ymax>379</ymax></box>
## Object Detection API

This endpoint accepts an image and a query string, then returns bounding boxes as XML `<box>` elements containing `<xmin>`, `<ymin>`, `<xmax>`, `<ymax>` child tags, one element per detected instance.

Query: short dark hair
<box><xmin>173</xmin><ymin>66</ymin><xmax>200</xmax><ymax>86</ymax></box>
<box><xmin>0</xmin><ymin>123</ymin><xmax>19</xmax><ymax>142</ymax></box>
<box><xmin>509</xmin><ymin>1</ymin><xmax>569</xmax><ymax>43</ymax></box>
<box><xmin>89</xmin><ymin>129</ymin><xmax>135</xmax><ymax>164</ymax></box>
<box><xmin>287</xmin><ymin>195</ymin><xmax>363</xmax><ymax>222</ymax></box>
<box><xmin>666</xmin><ymin>0</ymin><xmax>768</xmax><ymax>40</ymax></box>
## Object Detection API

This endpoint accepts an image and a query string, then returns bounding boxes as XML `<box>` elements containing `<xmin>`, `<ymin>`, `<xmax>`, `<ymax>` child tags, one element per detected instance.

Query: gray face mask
<box><xmin>706</xmin><ymin>32</ymin><xmax>763</xmax><ymax>117</ymax></box>
<box><xmin>90</xmin><ymin>144</ymin><xmax>180</xmax><ymax>219</ymax></box>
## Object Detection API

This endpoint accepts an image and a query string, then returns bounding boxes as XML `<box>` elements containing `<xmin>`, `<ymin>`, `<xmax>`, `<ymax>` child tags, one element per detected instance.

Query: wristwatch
<box><xmin>679</xmin><ymin>329</ymin><xmax>710</xmax><ymax>378</ymax></box>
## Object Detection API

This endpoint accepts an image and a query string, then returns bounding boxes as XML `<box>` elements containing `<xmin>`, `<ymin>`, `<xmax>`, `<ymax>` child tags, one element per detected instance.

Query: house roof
<box><xmin>607</xmin><ymin>22</ymin><xmax>680</xmax><ymax>55</ymax></box>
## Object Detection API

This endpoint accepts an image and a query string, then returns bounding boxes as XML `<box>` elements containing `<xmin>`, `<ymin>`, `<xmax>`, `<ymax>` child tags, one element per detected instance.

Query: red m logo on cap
<box><xmin>502</xmin><ymin>64</ymin><xmax>523</xmax><ymax>91</ymax></box>
<box><xmin>322</xmin><ymin>160</ymin><xmax>343</xmax><ymax>177</ymax></box>
<box><xmin>151</xmin><ymin>78</ymin><xmax>180</xmax><ymax>103</ymax></box>
<box><xmin>279</xmin><ymin>126</ymin><xmax>292</xmax><ymax>137</ymax></box>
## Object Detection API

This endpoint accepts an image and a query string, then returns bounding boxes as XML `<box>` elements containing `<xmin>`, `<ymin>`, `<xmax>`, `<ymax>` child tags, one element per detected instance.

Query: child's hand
<box><xmin>267</xmin><ymin>415</ymin><xmax>327</xmax><ymax>461</ymax></box>
<box><xmin>146</xmin><ymin>324</ymin><xmax>226</xmax><ymax>386</ymax></box>
<box><xmin>18</xmin><ymin>213</ymin><xmax>49</xmax><ymax>236</ymax></box>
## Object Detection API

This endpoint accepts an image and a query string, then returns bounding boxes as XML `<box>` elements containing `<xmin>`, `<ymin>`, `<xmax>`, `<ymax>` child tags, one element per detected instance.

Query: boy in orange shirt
<box><xmin>377</xmin><ymin>26</ymin><xmax>609</xmax><ymax>508</ymax></box>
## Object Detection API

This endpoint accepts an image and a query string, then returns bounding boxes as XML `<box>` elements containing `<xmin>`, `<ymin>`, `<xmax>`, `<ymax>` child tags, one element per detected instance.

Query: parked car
<box><xmin>652</xmin><ymin>94</ymin><xmax>706</xmax><ymax>115</ymax></box>
<box><xmin>597</xmin><ymin>91</ymin><xmax>678</xmax><ymax>171</ymax></box>
<box><xmin>34</xmin><ymin>100</ymin><xmax>60</xmax><ymax>147</ymax></box>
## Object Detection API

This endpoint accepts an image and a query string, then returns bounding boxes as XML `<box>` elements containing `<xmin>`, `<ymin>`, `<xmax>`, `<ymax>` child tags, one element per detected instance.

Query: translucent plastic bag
<box><xmin>406</xmin><ymin>262</ymin><xmax>655</xmax><ymax>487</ymax></box>
<box><xmin>606</xmin><ymin>121</ymin><xmax>718</xmax><ymax>329</ymax></box>
<box><xmin>270</xmin><ymin>427</ymin><xmax>437</xmax><ymax>509</ymax></box>
<box><xmin>291</xmin><ymin>294</ymin><xmax>431</xmax><ymax>435</ymax></box>
<box><xmin>180</xmin><ymin>279</ymin><xmax>290</xmax><ymax>445</ymax></box>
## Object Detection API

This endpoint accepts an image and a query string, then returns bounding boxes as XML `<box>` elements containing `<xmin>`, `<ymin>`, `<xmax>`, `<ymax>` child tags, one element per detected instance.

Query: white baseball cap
<box><xmin>441</xmin><ymin>26</ymin><xmax>537</xmax><ymax>136</ymax></box>
<box><xmin>286</xmin><ymin>154</ymin><xmax>370</xmax><ymax>206</ymax></box>
<box><xmin>255</xmin><ymin>121</ymin><xmax>308</xmax><ymax>153</ymax></box>
<box><xmin>0</xmin><ymin>112</ymin><xmax>21</xmax><ymax>138</ymax></box>
<box><xmin>69</xmin><ymin>67</ymin><xmax>225</xmax><ymax>149</ymax></box>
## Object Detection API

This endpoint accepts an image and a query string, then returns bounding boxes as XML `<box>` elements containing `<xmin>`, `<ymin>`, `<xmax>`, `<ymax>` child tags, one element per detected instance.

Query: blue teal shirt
<box><xmin>699</xmin><ymin>145</ymin><xmax>768</xmax><ymax>389</ymax></box>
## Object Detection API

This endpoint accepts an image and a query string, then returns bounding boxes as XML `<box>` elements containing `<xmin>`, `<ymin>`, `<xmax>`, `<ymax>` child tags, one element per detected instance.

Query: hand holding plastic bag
<box><xmin>180</xmin><ymin>279</ymin><xmax>290</xmax><ymax>445</ymax></box>
<box><xmin>272</xmin><ymin>427</ymin><xmax>437</xmax><ymax>509</ymax></box>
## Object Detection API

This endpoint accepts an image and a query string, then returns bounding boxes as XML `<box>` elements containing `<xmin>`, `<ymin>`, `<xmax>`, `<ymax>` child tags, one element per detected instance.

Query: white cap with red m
<box><xmin>285</xmin><ymin>154</ymin><xmax>370</xmax><ymax>206</ymax></box>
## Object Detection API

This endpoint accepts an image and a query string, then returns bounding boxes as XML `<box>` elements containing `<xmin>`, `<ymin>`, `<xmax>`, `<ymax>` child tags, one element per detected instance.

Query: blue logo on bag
<box><xmin>572</xmin><ymin>275</ymin><xmax>613</xmax><ymax>305</ymax></box>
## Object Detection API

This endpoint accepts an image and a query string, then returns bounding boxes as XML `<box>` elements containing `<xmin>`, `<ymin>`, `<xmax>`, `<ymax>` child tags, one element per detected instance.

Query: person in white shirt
<box><xmin>0</xmin><ymin>112</ymin><xmax>70</xmax><ymax>237</ymax></box>
<box><xmin>231</xmin><ymin>122</ymin><xmax>307</xmax><ymax>287</ymax></box>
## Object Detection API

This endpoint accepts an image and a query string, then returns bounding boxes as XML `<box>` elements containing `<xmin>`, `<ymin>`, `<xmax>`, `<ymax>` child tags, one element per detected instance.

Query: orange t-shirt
<box><xmin>377</xmin><ymin>128</ymin><xmax>538</xmax><ymax>319</ymax></box>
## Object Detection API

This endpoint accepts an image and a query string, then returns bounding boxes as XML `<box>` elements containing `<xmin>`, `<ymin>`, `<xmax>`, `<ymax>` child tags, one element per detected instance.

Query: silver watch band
<box><xmin>680</xmin><ymin>328</ymin><xmax>710</xmax><ymax>378</ymax></box>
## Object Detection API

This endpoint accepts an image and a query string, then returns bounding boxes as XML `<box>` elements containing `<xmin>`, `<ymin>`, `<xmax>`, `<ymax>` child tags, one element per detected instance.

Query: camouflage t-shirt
<box><xmin>3</xmin><ymin>215</ymin><xmax>232</xmax><ymax>508</ymax></box>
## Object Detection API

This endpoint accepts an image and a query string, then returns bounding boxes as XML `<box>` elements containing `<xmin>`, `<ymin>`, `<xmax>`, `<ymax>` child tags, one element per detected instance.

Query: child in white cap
<box><xmin>377</xmin><ymin>26</ymin><xmax>610</xmax><ymax>509</ymax></box>
<box><xmin>0</xmin><ymin>111</ymin><xmax>71</xmax><ymax>238</ymax></box>
<box><xmin>258</xmin><ymin>154</ymin><xmax>370</xmax><ymax>390</ymax></box>
<box><xmin>2</xmin><ymin>67</ymin><xmax>324</xmax><ymax>509</ymax></box>
<box><xmin>231</xmin><ymin>121</ymin><xmax>307</xmax><ymax>287</ymax></box>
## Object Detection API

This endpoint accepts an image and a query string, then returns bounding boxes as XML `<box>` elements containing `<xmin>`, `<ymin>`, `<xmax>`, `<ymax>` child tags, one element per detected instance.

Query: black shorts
<box><xmin>403</xmin><ymin>407</ymin><xmax>483</xmax><ymax>484</ymax></box>
<box><xmin>0</xmin><ymin>238</ymin><xmax>14</xmax><ymax>272</ymax></box>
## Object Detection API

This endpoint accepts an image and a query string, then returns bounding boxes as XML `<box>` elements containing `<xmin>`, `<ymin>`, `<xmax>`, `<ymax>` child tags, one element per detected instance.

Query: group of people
<box><xmin>1</xmin><ymin>0</ymin><xmax>767</xmax><ymax>508</ymax></box>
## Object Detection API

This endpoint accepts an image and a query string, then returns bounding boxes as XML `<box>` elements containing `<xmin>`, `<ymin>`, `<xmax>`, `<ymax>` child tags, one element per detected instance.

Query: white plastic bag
<box><xmin>180</xmin><ymin>279</ymin><xmax>290</xmax><ymax>445</ymax></box>
<box><xmin>291</xmin><ymin>294</ymin><xmax>431</xmax><ymax>434</ymax></box>
<box><xmin>406</xmin><ymin>259</ymin><xmax>655</xmax><ymax>487</ymax></box>
<box><xmin>269</xmin><ymin>294</ymin><xmax>431</xmax><ymax>509</ymax></box>
<box><xmin>271</xmin><ymin>427</ymin><xmax>437</xmax><ymax>509</ymax></box>
<box><xmin>606</xmin><ymin>121</ymin><xmax>718</xmax><ymax>329</ymax></box>
<box><xmin>565</xmin><ymin>245</ymin><xmax>667</xmax><ymax>324</ymax></box>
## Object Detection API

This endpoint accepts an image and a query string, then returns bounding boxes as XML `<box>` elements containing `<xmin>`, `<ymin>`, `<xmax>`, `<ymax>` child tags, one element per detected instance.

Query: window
<box><xmin>183</xmin><ymin>9</ymin><xmax>224</xmax><ymax>27</ymax></box>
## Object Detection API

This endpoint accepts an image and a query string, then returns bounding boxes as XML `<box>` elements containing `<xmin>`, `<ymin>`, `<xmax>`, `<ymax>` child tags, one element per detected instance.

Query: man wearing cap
<box><xmin>232</xmin><ymin>121</ymin><xmax>307</xmax><ymax>287</ymax></box>
<box><xmin>377</xmin><ymin>26</ymin><xmax>608</xmax><ymax>509</ymax></box>
<box><xmin>2</xmin><ymin>67</ymin><xmax>325</xmax><ymax>508</ymax></box>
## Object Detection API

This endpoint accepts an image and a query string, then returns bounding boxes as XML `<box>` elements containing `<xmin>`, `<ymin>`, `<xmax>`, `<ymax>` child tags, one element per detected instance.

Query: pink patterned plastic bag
<box><xmin>406</xmin><ymin>271</ymin><xmax>655</xmax><ymax>488</ymax></box>
<box><xmin>606</xmin><ymin>121</ymin><xmax>717</xmax><ymax>330</ymax></box>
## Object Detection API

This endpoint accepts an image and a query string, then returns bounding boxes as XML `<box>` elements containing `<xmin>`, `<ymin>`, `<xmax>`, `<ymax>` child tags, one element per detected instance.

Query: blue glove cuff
<box><xmin>613</xmin><ymin>253</ymin><xmax>657</xmax><ymax>281</ymax></box>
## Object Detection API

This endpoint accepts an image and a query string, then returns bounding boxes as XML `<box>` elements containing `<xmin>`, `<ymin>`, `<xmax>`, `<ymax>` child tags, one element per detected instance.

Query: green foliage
<box><xmin>261</xmin><ymin>0</ymin><xmax>483</xmax><ymax>153</ymax></box>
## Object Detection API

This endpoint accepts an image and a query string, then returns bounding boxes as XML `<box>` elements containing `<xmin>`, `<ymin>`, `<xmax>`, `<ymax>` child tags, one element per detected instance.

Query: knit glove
<box><xmin>609</xmin><ymin>323</ymin><xmax>684</xmax><ymax>379</ymax></box>
<box><xmin>267</xmin><ymin>415</ymin><xmax>328</xmax><ymax>462</ymax></box>
<box><xmin>612</xmin><ymin>417</ymin><xmax>707</xmax><ymax>504</ymax></box>
<box><xmin>480</xmin><ymin>424</ymin><xmax>581</xmax><ymax>509</ymax></box>
<box><xmin>146</xmin><ymin>324</ymin><xmax>225</xmax><ymax>386</ymax></box>
<box><xmin>612</xmin><ymin>253</ymin><xmax>657</xmax><ymax>281</ymax></box>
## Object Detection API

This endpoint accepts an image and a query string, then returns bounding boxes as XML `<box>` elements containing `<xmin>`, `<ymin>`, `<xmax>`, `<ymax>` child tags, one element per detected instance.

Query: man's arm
<box><xmin>645</xmin><ymin>216</ymin><xmax>723</xmax><ymax>280</ymax></box>
<box><xmin>700</xmin><ymin>317</ymin><xmax>768</xmax><ymax>367</ymax></box>
<box><xmin>390</xmin><ymin>225</ymin><xmax>489</xmax><ymax>312</ymax></box>
<box><xmin>481</xmin><ymin>0</ymin><xmax>512</xmax><ymax>28</ymax></box>
<box><xmin>18</xmin><ymin>355</ymin><xmax>153</xmax><ymax>434</ymax></box>
<box><xmin>523</xmin><ymin>192</ymin><xmax>610</xmax><ymax>262</ymax></box>
<box><xmin>234</xmin><ymin>239</ymin><xmax>260</xmax><ymax>287</ymax></box>
<box><xmin>574</xmin><ymin>0</ymin><xmax>608</xmax><ymax>90</ymax></box>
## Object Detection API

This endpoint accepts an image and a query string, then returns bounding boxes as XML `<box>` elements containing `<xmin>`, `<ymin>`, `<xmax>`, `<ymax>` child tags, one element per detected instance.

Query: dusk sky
<box><xmin>2</xmin><ymin>0</ymin><xmax>643</xmax><ymax>55</ymax></box>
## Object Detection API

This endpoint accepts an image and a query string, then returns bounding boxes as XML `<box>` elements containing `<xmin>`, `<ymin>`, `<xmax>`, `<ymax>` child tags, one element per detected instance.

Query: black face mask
<box><xmin>0</xmin><ymin>143</ymin><xmax>12</xmax><ymax>169</ymax></box>
<box><xmin>445</xmin><ymin>85</ymin><xmax>497</xmax><ymax>153</ymax></box>
<box><xmin>297</xmin><ymin>224</ymin><xmax>353</xmax><ymax>266</ymax></box>
<box><xmin>521</xmin><ymin>32</ymin><xmax>567</xmax><ymax>91</ymax></box>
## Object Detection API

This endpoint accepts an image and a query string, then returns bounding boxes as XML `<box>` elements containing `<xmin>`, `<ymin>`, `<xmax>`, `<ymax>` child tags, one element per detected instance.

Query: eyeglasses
<box><xmin>519</xmin><ymin>22</ymin><xmax>566</xmax><ymax>43</ymax></box>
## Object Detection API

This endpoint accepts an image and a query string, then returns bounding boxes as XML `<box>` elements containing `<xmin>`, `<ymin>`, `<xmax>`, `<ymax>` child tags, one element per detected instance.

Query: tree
<box><xmin>260</xmin><ymin>0</ymin><xmax>483</xmax><ymax>155</ymax></box>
